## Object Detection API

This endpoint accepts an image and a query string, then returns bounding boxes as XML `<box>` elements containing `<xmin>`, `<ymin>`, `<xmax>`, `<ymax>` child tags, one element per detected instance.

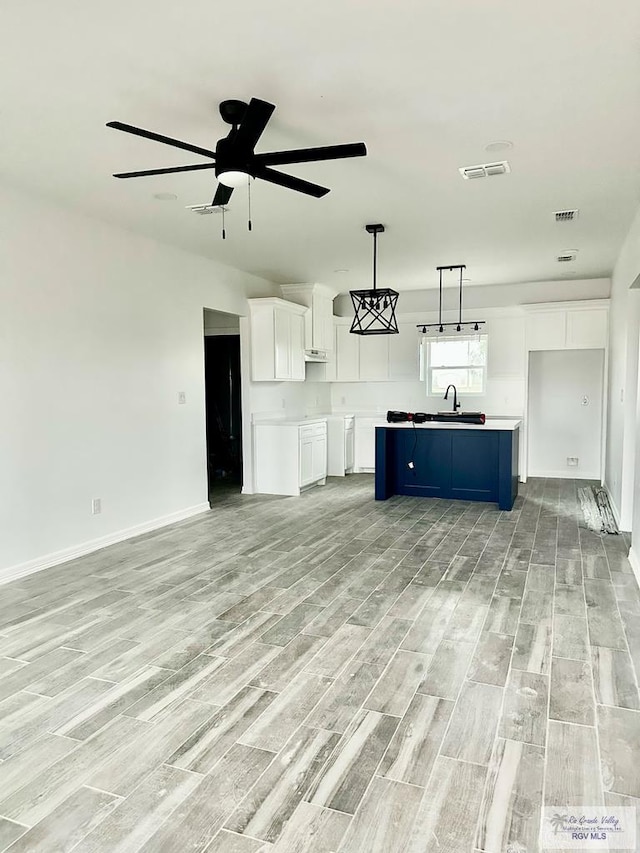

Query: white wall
<box><xmin>204</xmin><ymin>308</ymin><xmax>240</xmax><ymax>336</ymax></box>
<box><xmin>605</xmin><ymin>205</ymin><xmax>640</xmax><ymax>531</ymax></box>
<box><xmin>528</xmin><ymin>349</ymin><xmax>604</xmax><ymax>479</ymax></box>
<box><xmin>0</xmin><ymin>183</ymin><xmax>276</xmax><ymax>579</ymax></box>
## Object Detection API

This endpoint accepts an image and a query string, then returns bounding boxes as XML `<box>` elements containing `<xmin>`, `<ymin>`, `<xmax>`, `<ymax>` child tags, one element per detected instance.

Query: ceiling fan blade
<box><xmin>253</xmin><ymin>165</ymin><xmax>329</xmax><ymax>198</ymax></box>
<box><xmin>113</xmin><ymin>163</ymin><xmax>217</xmax><ymax>179</ymax></box>
<box><xmin>212</xmin><ymin>183</ymin><xmax>233</xmax><ymax>206</ymax></box>
<box><xmin>254</xmin><ymin>142</ymin><xmax>367</xmax><ymax>167</ymax></box>
<box><xmin>106</xmin><ymin>121</ymin><xmax>217</xmax><ymax>160</ymax></box>
<box><xmin>233</xmin><ymin>98</ymin><xmax>275</xmax><ymax>151</ymax></box>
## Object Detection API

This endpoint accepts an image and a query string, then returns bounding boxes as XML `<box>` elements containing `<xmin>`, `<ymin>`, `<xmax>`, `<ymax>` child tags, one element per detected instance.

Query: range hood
<box><xmin>280</xmin><ymin>283</ymin><xmax>337</xmax><ymax>360</ymax></box>
<box><xmin>304</xmin><ymin>348</ymin><xmax>329</xmax><ymax>363</ymax></box>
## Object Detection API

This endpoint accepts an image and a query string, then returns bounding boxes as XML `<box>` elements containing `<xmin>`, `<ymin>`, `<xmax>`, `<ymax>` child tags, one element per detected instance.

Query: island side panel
<box><xmin>497</xmin><ymin>426</ymin><xmax>519</xmax><ymax>511</ymax></box>
<box><xmin>375</xmin><ymin>426</ymin><xmax>395</xmax><ymax>500</ymax></box>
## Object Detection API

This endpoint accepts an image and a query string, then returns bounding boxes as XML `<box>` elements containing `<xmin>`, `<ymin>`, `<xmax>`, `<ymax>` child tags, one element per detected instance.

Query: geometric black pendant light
<box><xmin>350</xmin><ymin>224</ymin><xmax>399</xmax><ymax>335</ymax></box>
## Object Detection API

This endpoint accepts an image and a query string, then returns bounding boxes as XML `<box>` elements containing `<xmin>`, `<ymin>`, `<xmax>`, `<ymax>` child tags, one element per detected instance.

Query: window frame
<box><xmin>424</xmin><ymin>333</ymin><xmax>488</xmax><ymax>397</ymax></box>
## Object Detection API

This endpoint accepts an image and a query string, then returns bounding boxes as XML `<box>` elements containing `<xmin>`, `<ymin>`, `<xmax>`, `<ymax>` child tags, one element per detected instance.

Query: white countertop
<box><xmin>252</xmin><ymin>413</ymin><xmax>357</xmax><ymax>426</ymax></box>
<box><xmin>381</xmin><ymin>419</ymin><xmax>521</xmax><ymax>432</ymax></box>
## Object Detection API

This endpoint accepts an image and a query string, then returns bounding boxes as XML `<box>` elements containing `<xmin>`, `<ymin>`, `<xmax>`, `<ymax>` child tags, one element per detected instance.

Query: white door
<box><xmin>345</xmin><ymin>426</ymin><xmax>354</xmax><ymax>471</ymax></box>
<box><xmin>312</xmin><ymin>434</ymin><xmax>327</xmax><ymax>481</ymax></box>
<box><xmin>290</xmin><ymin>312</ymin><xmax>305</xmax><ymax>381</ymax></box>
<box><xmin>274</xmin><ymin>308</ymin><xmax>291</xmax><ymax>379</ymax></box>
<box><xmin>527</xmin><ymin>349</ymin><xmax>604</xmax><ymax>479</ymax></box>
<box><xmin>300</xmin><ymin>437</ymin><xmax>314</xmax><ymax>486</ymax></box>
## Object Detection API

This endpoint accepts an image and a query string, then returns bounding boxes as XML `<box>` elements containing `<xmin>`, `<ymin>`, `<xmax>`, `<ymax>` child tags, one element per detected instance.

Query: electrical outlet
<box><xmin>341</xmin><ymin>396</ymin><xmax>346</xmax><ymax>405</ymax></box>
<box><xmin>567</xmin><ymin>457</ymin><xmax>579</xmax><ymax>467</ymax></box>
<box><xmin>621</xmin><ymin>389</ymin><xmax>624</xmax><ymax>403</ymax></box>
<box><xmin>92</xmin><ymin>498</ymin><xmax>102</xmax><ymax>515</ymax></box>
<box><xmin>281</xmin><ymin>398</ymin><xmax>286</xmax><ymax>409</ymax></box>
<box><xmin>178</xmin><ymin>391</ymin><xmax>186</xmax><ymax>404</ymax></box>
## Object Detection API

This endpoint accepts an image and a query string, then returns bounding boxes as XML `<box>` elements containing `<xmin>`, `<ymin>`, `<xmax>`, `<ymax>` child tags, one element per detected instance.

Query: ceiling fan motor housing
<box><xmin>215</xmin><ymin>136</ymin><xmax>253</xmax><ymax>181</ymax></box>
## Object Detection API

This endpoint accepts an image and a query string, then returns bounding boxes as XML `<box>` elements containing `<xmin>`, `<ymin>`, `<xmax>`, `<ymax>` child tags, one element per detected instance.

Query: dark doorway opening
<box><xmin>204</xmin><ymin>334</ymin><xmax>242</xmax><ymax>502</ymax></box>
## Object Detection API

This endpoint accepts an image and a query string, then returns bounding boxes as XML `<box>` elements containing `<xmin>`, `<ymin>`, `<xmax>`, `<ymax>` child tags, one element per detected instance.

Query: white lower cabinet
<box><xmin>254</xmin><ymin>420</ymin><xmax>327</xmax><ymax>496</ymax></box>
<box><xmin>354</xmin><ymin>416</ymin><xmax>387</xmax><ymax>472</ymax></box>
<box><xmin>327</xmin><ymin>416</ymin><xmax>355</xmax><ymax>476</ymax></box>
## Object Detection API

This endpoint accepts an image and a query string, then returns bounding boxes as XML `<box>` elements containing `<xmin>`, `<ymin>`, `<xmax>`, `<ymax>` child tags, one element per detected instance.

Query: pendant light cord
<box><xmin>248</xmin><ymin>177</ymin><xmax>252</xmax><ymax>232</ymax></box>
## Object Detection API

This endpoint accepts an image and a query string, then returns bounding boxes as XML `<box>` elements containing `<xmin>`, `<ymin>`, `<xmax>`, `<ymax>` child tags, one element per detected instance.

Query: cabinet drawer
<box><xmin>300</xmin><ymin>423</ymin><xmax>326</xmax><ymax>439</ymax></box>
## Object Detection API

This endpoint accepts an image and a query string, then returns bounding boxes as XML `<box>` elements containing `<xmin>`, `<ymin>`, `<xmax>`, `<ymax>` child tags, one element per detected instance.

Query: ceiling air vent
<box><xmin>185</xmin><ymin>204</ymin><xmax>228</xmax><ymax>216</ymax></box>
<box><xmin>459</xmin><ymin>161</ymin><xmax>511</xmax><ymax>180</ymax></box>
<box><xmin>554</xmin><ymin>209</ymin><xmax>579</xmax><ymax>222</ymax></box>
<box><xmin>557</xmin><ymin>252</ymin><xmax>577</xmax><ymax>263</ymax></box>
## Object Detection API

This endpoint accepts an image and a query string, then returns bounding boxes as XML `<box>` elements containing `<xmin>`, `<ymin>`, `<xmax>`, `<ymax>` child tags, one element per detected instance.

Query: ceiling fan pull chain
<box><xmin>222</xmin><ymin>206</ymin><xmax>226</xmax><ymax>240</ymax></box>
<box><xmin>248</xmin><ymin>176</ymin><xmax>252</xmax><ymax>231</ymax></box>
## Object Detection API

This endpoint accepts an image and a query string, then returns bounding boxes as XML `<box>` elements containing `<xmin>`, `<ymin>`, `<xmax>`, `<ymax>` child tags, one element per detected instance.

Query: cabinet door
<box><xmin>566</xmin><ymin>309</ymin><xmax>608</xmax><ymax>349</ymax></box>
<box><xmin>290</xmin><ymin>312</ymin><xmax>305</xmax><ymax>380</ymax></box>
<box><xmin>359</xmin><ymin>335</ymin><xmax>389</xmax><ymax>381</ymax></box>
<box><xmin>526</xmin><ymin>312</ymin><xmax>566</xmax><ymax>351</ymax></box>
<box><xmin>312</xmin><ymin>434</ymin><xmax>327</xmax><ymax>481</ymax></box>
<box><xmin>355</xmin><ymin>420</ymin><xmax>383</xmax><ymax>470</ymax></box>
<box><xmin>274</xmin><ymin>308</ymin><xmax>291</xmax><ymax>379</ymax></box>
<box><xmin>345</xmin><ymin>427</ymin><xmax>354</xmax><ymax>471</ymax></box>
<box><xmin>300</xmin><ymin>438</ymin><xmax>314</xmax><ymax>486</ymax></box>
<box><xmin>388</xmin><ymin>324</ymin><xmax>419</xmax><ymax>380</ymax></box>
<box><xmin>336</xmin><ymin>324</ymin><xmax>360</xmax><ymax>381</ymax></box>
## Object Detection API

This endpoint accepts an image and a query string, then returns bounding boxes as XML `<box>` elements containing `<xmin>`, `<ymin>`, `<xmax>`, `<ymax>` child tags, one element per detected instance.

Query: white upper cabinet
<box><xmin>280</xmin><ymin>283</ymin><xmax>336</xmax><ymax>352</ymax></box>
<box><xmin>388</xmin><ymin>323</ymin><xmax>420</xmax><ymax>380</ymax></box>
<box><xmin>335</xmin><ymin>323</ymin><xmax>360</xmax><ymax>381</ymax></box>
<box><xmin>566</xmin><ymin>308</ymin><xmax>608</xmax><ymax>349</ymax></box>
<box><xmin>359</xmin><ymin>334</ymin><xmax>389</xmax><ymax>381</ymax></box>
<box><xmin>525</xmin><ymin>302</ymin><xmax>609</xmax><ymax>352</ymax></box>
<box><xmin>249</xmin><ymin>298</ymin><xmax>306</xmax><ymax>381</ymax></box>
<box><xmin>333</xmin><ymin>320</ymin><xmax>416</xmax><ymax>382</ymax></box>
<box><xmin>526</xmin><ymin>311</ymin><xmax>567</xmax><ymax>351</ymax></box>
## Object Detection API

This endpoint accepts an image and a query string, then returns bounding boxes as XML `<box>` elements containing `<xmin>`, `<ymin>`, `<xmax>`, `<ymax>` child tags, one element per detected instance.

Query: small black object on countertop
<box><xmin>386</xmin><ymin>410</ymin><xmax>486</xmax><ymax>425</ymax></box>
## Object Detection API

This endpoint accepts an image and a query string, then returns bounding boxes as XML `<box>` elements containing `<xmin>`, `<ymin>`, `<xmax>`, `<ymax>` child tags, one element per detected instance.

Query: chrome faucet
<box><xmin>444</xmin><ymin>384</ymin><xmax>461</xmax><ymax>412</ymax></box>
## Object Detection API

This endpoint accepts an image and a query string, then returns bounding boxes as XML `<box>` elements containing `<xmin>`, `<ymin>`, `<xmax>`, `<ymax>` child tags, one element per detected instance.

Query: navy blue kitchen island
<box><xmin>375</xmin><ymin>420</ymin><xmax>520</xmax><ymax>510</ymax></box>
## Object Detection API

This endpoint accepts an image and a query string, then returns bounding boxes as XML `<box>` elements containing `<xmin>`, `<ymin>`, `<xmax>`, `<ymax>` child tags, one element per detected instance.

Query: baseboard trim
<box><xmin>1</xmin><ymin>502</ymin><xmax>211</xmax><ymax>586</ymax></box>
<box><xmin>628</xmin><ymin>547</ymin><xmax>640</xmax><ymax>587</ymax></box>
<box><xmin>528</xmin><ymin>470</ymin><xmax>601</xmax><ymax>480</ymax></box>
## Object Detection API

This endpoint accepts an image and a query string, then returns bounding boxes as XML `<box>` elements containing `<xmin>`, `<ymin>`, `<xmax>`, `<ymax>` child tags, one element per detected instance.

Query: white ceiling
<box><xmin>2</xmin><ymin>0</ymin><xmax>640</xmax><ymax>293</ymax></box>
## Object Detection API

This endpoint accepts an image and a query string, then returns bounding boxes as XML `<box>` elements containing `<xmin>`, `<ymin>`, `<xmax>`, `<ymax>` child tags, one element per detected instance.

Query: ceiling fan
<box><xmin>107</xmin><ymin>98</ymin><xmax>367</xmax><ymax>207</ymax></box>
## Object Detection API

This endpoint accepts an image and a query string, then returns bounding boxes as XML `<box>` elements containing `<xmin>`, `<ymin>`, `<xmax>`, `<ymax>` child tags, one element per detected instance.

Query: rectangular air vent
<box><xmin>185</xmin><ymin>204</ymin><xmax>227</xmax><ymax>215</ymax></box>
<box><xmin>554</xmin><ymin>209</ymin><xmax>579</xmax><ymax>222</ymax></box>
<box><xmin>557</xmin><ymin>253</ymin><xmax>577</xmax><ymax>263</ymax></box>
<box><xmin>459</xmin><ymin>161</ymin><xmax>511</xmax><ymax>180</ymax></box>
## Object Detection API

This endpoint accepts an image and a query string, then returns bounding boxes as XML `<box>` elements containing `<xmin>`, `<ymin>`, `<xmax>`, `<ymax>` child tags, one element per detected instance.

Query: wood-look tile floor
<box><xmin>1</xmin><ymin>476</ymin><xmax>640</xmax><ymax>852</ymax></box>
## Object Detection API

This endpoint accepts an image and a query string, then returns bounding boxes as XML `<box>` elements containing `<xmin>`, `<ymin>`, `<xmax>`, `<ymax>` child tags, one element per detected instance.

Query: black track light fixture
<box><xmin>417</xmin><ymin>265</ymin><xmax>485</xmax><ymax>337</ymax></box>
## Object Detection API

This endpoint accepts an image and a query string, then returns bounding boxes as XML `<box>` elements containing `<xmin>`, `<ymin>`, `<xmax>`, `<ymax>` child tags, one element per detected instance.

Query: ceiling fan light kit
<box><xmin>350</xmin><ymin>224</ymin><xmax>399</xmax><ymax>336</ymax></box>
<box><xmin>416</xmin><ymin>265</ymin><xmax>485</xmax><ymax>337</ymax></box>
<box><xmin>107</xmin><ymin>97</ymin><xmax>367</xmax><ymax>237</ymax></box>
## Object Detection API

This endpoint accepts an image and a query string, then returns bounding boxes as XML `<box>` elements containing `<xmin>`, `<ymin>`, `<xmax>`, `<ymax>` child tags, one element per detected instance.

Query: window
<box><xmin>424</xmin><ymin>334</ymin><xmax>488</xmax><ymax>396</ymax></box>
